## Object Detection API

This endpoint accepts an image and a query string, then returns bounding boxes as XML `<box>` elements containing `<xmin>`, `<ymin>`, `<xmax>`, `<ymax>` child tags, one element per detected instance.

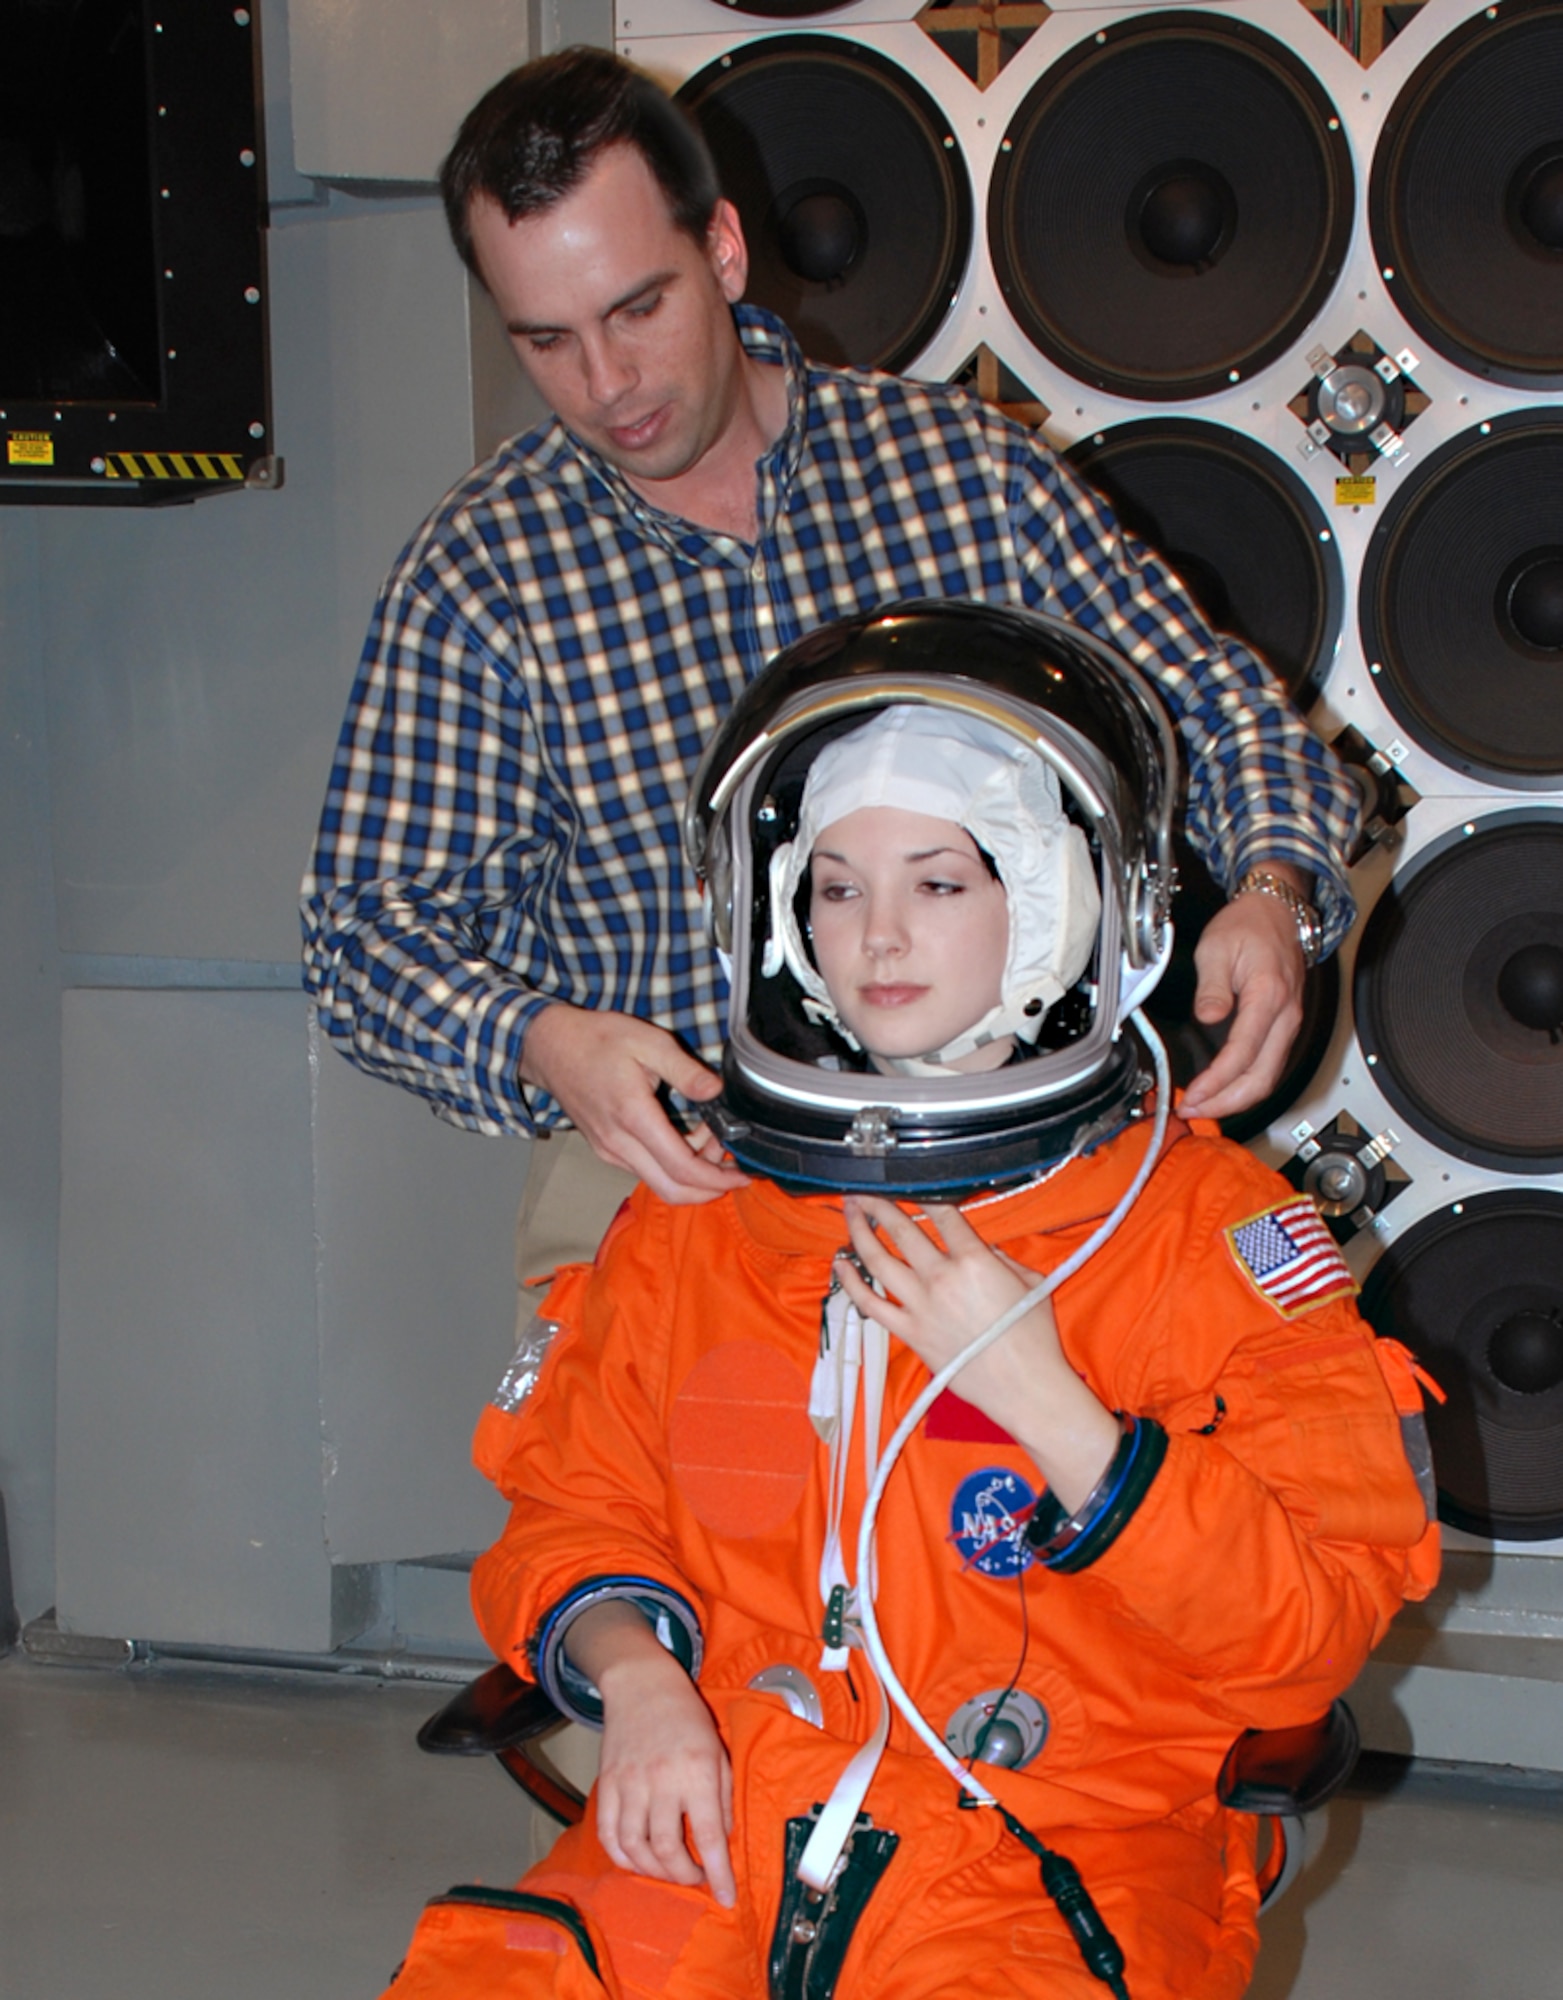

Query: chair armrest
<box><xmin>1216</xmin><ymin>1699</ymin><xmax>1360</xmax><ymax>1816</ymax></box>
<box><xmin>417</xmin><ymin>1662</ymin><xmax>564</xmax><ymax>1756</ymax></box>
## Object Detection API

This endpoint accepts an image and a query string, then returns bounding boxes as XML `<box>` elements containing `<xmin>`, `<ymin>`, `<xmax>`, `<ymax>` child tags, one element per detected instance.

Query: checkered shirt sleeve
<box><xmin>301</xmin><ymin>308</ymin><xmax>1360</xmax><ymax>1138</ymax></box>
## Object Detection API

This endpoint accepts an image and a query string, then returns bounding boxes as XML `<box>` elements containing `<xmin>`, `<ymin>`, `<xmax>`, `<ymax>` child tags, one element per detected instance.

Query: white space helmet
<box><xmin>686</xmin><ymin>600</ymin><xmax>1178</xmax><ymax>1196</ymax></box>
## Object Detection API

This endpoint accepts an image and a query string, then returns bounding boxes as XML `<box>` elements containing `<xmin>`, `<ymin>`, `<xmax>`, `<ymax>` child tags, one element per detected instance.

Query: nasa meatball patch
<box><xmin>950</xmin><ymin>1466</ymin><xmax>1037</xmax><ymax>1577</ymax></box>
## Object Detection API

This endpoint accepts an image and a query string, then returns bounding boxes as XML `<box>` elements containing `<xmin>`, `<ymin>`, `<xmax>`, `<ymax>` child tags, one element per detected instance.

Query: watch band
<box><xmin>1233</xmin><ymin>868</ymin><xmax>1323</xmax><ymax>968</ymax></box>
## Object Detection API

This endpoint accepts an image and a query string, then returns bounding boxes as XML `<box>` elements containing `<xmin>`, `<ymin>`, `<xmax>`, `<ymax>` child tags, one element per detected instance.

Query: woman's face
<box><xmin>807</xmin><ymin>806</ymin><xmax>1013</xmax><ymax>1073</ymax></box>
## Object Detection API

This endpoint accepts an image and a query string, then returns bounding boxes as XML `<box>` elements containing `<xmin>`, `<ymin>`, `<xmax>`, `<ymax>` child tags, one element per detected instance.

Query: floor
<box><xmin>4</xmin><ymin>1650</ymin><xmax>1562</xmax><ymax>1999</ymax></box>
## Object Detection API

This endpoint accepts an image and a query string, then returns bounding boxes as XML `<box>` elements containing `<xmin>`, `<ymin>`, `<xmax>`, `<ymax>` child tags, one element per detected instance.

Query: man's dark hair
<box><xmin>440</xmin><ymin>46</ymin><xmax>722</xmax><ymax>279</ymax></box>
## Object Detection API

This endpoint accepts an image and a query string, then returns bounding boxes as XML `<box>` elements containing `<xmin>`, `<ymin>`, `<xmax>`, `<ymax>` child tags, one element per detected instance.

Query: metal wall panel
<box><xmin>0</xmin><ymin>512</ymin><xmax>61</xmax><ymax>1627</ymax></box>
<box><xmin>55</xmin><ymin>989</ymin><xmax>329</xmax><ymax>1651</ymax></box>
<box><xmin>37</xmin><ymin>202</ymin><xmax>476</xmax><ymax>965</ymax></box>
<box><xmin>313</xmin><ymin>1018</ymin><xmax>527</xmax><ymax>1566</ymax></box>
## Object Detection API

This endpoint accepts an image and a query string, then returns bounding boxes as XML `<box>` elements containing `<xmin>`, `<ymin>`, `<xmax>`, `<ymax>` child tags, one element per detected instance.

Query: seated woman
<box><xmin>387</xmin><ymin>605</ymin><xmax>1438</xmax><ymax>2000</ymax></box>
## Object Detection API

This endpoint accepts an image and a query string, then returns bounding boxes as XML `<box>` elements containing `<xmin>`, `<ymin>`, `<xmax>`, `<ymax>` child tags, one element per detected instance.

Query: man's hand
<box><xmin>520</xmin><ymin>1004</ymin><xmax>746</xmax><ymax>1204</ymax></box>
<box><xmin>566</xmin><ymin>1601</ymin><xmax>735</xmax><ymax>1907</ymax></box>
<box><xmin>1179</xmin><ymin>876</ymin><xmax>1308</xmax><ymax>1122</ymax></box>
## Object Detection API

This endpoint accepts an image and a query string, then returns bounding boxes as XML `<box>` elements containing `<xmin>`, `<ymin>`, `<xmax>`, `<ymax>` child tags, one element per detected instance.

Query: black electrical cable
<box><xmin>998</xmin><ymin>1808</ymin><xmax>1131</xmax><ymax>2000</ymax></box>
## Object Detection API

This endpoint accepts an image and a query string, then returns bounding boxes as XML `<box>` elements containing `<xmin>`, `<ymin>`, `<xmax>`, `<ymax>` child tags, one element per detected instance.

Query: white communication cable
<box><xmin>852</xmin><ymin>1012</ymin><xmax>1174</xmax><ymax>1805</ymax></box>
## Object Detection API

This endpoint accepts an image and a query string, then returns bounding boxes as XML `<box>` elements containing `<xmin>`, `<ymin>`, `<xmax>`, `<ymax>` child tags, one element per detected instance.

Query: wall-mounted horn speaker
<box><xmin>1066</xmin><ymin>417</ymin><xmax>1344</xmax><ymax>705</ymax></box>
<box><xmin>677</xmin><ymin>35</ymin><xmax>972</xmax><ymax>371</ymax></box>
<box><xmin>986</xmin><ymin>10</ymin><xmax>1354</xmax><ymax>400</ymax></box>
<box><xmin>1361</xmin><ymin>1189</ymin><xmax>1563</xmax><ymax>1541</ymax></box>
<box><xmin>1354</xmin><ymin>811</ymin><xmax>1563</xmax><ymax>1174</ymax></box>
<box><xmin>1370</xmin><ymin>0</ymin><xmax>1563</xmax><ymax>390</ymax></box>
<box><xmin>1358</xmin><ymin>412</ymin><xmax>1563</xmax><ymax>786</ymax></box>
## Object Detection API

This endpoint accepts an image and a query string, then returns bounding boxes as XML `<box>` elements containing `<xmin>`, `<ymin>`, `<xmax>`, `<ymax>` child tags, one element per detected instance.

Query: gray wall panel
<box><xmin>39</xmin><ymin>200</ymin><xmax>475</xmax><ymax>964</ymax></box>
<box><xmin>56</xmin><ymin>990</ymin><xmax>329</xmax><ymax>1650</ymax></box>
<box><xmin>313</xmin><ymin>1020</ymin><xmax>527</xmax><ymax>1564</ymax></box>
<box><xmin>0</xmin><ymin>514</ymin><xmax>61</xmax><ymax>1623</ymax></box>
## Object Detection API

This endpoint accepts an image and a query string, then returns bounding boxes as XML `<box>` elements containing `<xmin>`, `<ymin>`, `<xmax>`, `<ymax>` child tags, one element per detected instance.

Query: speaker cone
<box><xmin>1370</xmin><ymin>0</ymin><xmax>1563</xmax><ymax>388</ymax></box>
<box><xmin>1359</xmin><ymin>413</ymin><xmax>1563</xmax><ymax>784</ymax></box>
<box><xmin>678</xmin><ymin>38</ymin><xmax>971</xmax><ymax>372</ymax></box>
<box><xmin>1144</xmin><ymin>839</ymin><xmax>1339</xmax><ymax>1144</ymax></box>
<box><xmin>988</xmin><ymin>12</ymin><xmax>1353</xmax><ymax>399</ymax></box>
<box><xmin>1355</xmin><ymin>814</ymin><xmax>1563</xmax><ymax>1171</ymax></box>
<box><xmin>1066</xmin><ymin>419</ymin><xmax>1343</xmax><ymax>705</ymax></box>
<box><xmin>1361</xmin><ymin>1191</ymin><xmax>1563</xmax><ymax>1540</ymax></box>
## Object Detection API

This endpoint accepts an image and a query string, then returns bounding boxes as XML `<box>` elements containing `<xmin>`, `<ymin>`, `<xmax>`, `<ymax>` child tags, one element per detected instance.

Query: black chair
<box><xmin>419</xmin><ymin>1662</ymin><xmax>1359</xmax><ymax>1911</ymax></box>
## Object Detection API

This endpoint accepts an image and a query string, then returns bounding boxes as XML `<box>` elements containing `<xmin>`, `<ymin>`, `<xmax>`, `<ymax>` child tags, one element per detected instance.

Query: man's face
<box><xmin>468</xmin><ymin>143</ymin><xmax>749</xmax><ymax>492</ymax></box>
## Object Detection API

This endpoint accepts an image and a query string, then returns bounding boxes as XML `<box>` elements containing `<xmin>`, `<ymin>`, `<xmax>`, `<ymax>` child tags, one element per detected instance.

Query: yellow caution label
<box><xmin>8</xmin><ymin>431</ymin><xmax>55</xmax><ymax>466</ymax></box>
<box><xmin>1335</xmin><ymin>475</ymin><xmax>1377</xmax><ymax>506</ymax></box>
<box><xmin>101</xmin><ymin>451</ymin><xmax>245</xmax><ymax>481</ymax></box>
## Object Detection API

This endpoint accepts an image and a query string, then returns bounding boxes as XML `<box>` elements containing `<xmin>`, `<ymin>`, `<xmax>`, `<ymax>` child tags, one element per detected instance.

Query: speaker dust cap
<box><xmin>1370</xmin><ymin>0</ymin><xmax>1563</xmax><ymax>389</ymax></box>
<box><xmin>1355</xmin><ymin>813</ymin><xmax>1563</xmax><ymax>1173</ymax></box>
<box><xmin>1360</xmin><ymin>412</ymin><xmax>1563</xmax><ymax>785</ymax></box>
<box><xmin>988</xmin><ymin>11</ymin><xmax>1353</xmax><ymax>400</ymax></box>
<box><xmin>1066</xmin><ymin>418</ymin><xmax>1343</xmax><ymax>704</ymax></box>
<box><xmin>1362</xmin><ymin>1190</ymin><xmax>1563</xmax><ymax>1541</ymax></box>
<box><xmin>678</xmin><ymin>37</ymin><xmax>971</xmax><ymax>373</ymax></box>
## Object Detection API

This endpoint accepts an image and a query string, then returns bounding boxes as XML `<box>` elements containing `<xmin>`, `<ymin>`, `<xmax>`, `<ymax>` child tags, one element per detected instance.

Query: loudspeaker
<box><xmin>987</xmin><ymin>10</ymin><xmax>1355</xmax><ymax>401</ymax></box>
<box><xmin>0</xmin><ymin>0</ymin><xmax>274</xmax><ymax>506</ymax></box>
<box><xmin>675</xmin><ymin>35</ymin><xmax>972</xmax><ymax>371</ymax></box>
<box><xmin>1370</xmin><ymin>0</ymin><xmax>1563</xmax><ymax>389</ymax></box>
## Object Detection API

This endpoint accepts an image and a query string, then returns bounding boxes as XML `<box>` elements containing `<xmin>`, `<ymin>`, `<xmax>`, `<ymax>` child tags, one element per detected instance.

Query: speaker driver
<box><xmin>1066</xmin><ymin>419</ymin><xmax>1343</xmax><ymax>705</ymax></box>
<box><xmin>678</xmin><ymin>38</ymin><xmax>971</xmax><ymax>372</ymax></box>
<box><xmin>1359</xmin><ymin>413</ymin><xmax>1563</xmax><ymax>784</ymax></box>
<box><xmin>1370</xmin><ymin>0</ymin><xmax>1563</xmax><ymax>388</ymax></box>
<box><xmin>988</xmin><ymin>13</ymin><xmax>1353</xmax><ymax>400</ymax></box>
<box><xmin>1360</xmin><ymin>1191</ymin><xmax>1563</xmax><ymax>1540</ymax></box>
<box><xmin>1355</xmin><ymin>814</ymin><xmax>1563</xmax><ymax>1171</ymax></box>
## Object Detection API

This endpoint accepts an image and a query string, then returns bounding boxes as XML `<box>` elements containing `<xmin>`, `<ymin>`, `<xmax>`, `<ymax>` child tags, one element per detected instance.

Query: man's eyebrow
<box><xmin>505</xmin><ymin>269</ymin><xmax>681</xmax><ymax>339</ymax></box>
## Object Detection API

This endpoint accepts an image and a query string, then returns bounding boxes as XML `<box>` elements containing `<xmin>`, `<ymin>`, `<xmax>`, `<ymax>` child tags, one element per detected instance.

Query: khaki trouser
<box><xmin>514</xmin><ymin>1128</ymin><xmax>639</xmax><ymax>1306</ymax></box>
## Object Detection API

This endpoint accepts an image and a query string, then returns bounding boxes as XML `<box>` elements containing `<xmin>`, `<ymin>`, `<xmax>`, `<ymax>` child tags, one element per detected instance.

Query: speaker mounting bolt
<box><xmin>245</xmin><ymin>287</ymin><xmax>260</xmax><ymax>304</ymax></box>
<box><xmin>91</xmin><ymin>458</ymin><xmax>104</xmax><ymax>475</ymax></box>
<box><xmin>249</xmin><ymin>422</ymin><xmax>265</xmax><ymax>439</ymax></box>
<box><xmin>234</xmin><ymin>7</ymin><xmax>250</xmax><ymax>22</ymax></box>
<box><xmin>240</xmin><ymin>150</ymin><xmax>256</xmax><ymax>168</ymax></box>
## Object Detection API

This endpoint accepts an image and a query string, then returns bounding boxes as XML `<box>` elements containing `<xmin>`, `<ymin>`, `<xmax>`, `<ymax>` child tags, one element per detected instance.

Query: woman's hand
<box><xmin>835</xmin><ymin>1196</ymin><xmax>1119</xmax><ymax>1512</ymax></box>
<box><xmin>564</xmin><ymin>1601</ymin><xmax>735</xmax><ymax>1906</ymax></box>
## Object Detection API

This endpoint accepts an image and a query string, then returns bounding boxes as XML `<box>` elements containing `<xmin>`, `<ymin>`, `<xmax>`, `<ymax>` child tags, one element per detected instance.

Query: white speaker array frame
<box><xmin>621</xmin><ymin>0</ymin><xmax>1553</xmax><ymax>749</ymax></box>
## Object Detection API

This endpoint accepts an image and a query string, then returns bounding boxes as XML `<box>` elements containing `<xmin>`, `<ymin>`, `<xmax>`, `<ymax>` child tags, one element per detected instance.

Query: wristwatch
<box><xmin>1233</xmin><ymin>868</ymin><xmax>1323</xmax><ymax>969</ymax></box>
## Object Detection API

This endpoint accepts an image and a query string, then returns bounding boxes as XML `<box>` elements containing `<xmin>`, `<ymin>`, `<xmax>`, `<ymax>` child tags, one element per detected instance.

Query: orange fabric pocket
<box><xmin>383</xmin><ymin>1886</ymin><xmax>623</xmax><ymax>1999</ymax></box>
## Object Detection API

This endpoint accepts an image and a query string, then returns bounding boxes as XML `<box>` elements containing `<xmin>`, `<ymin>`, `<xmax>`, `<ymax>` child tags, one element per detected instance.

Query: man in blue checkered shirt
<box><xmin>301</xmin><ymin>48</ymin><xmax>1359</xmax><ymax>1219</ymax></box>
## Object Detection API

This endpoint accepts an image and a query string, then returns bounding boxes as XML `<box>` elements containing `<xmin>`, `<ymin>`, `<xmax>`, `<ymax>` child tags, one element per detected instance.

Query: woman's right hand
<box><xmin>564</xmin><ymin>1599</ymin><xmax>736</xmax><ymax>1907</ymax></box>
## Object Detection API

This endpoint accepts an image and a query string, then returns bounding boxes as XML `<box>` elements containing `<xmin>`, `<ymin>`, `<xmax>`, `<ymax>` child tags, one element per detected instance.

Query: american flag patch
<box><xmin>1227</xmin><ymin>1198</ymin><xmax>1356</xmax><ymax>1317</ymax></box>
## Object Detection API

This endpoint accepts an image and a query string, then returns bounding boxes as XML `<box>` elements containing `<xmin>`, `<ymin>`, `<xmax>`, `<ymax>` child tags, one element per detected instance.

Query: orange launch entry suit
<box><xmin>391</xmin><ymin>1119</ymin><xmax>1438</xmax><ymax>2000</ymax></box>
